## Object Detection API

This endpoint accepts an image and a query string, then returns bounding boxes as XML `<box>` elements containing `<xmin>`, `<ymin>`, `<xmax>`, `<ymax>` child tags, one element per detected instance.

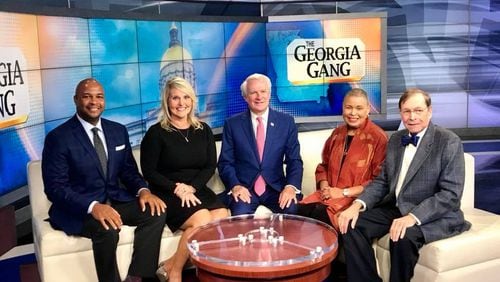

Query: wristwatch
<box><xmin>342</xmin><ymin>188</ymin><xmax>350</xmax><ymax>197</ymax></box>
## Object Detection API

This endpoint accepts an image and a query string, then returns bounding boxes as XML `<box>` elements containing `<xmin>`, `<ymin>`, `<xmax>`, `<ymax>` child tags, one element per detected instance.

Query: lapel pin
<box><xmin>270</xmin><ymin>122</ymin><xmax>274</xmax><ymax>127</ymax></box>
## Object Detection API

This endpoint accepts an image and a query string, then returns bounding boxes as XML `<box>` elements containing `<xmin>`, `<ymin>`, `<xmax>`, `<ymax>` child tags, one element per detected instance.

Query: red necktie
<box><xmin>255</xmin><ymin>117</ymin><xmax>266</xmax><ymax>196</ymax></box>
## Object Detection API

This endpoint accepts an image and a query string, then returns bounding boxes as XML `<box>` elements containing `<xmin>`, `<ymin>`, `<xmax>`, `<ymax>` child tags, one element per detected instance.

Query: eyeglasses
<box><xmin>401</xmin><ymin>108</ymin><xmax>427</xmax><ymax>117</ymax></box>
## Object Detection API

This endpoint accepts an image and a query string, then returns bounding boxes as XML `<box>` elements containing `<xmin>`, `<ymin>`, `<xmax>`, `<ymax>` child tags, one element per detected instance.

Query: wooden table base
<box><xmin>195</xmin><ymin>263</ymin><xmax>331</xmax><ymax>282</ymax></box>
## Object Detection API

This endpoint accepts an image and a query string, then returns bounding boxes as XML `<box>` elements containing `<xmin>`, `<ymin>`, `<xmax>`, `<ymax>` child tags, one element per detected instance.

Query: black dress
<box><xmin>140</xmin><ymin>122</ymin><xmax>226</xmax><ymax>231</ymax></box>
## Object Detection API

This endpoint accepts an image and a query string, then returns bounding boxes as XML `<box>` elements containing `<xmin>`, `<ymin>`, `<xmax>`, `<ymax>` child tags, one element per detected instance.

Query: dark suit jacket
<box><xmin>218</xmin><ymin>108</ymin><xmax>303</xmax><ymax>194</ymax></box>
<box><xmin>42</xmin><ymin>115</ymin><xmax>147</xmax><ymax>235</ymax></box>
<box><xmin>359</xmin><ymin>122</ymin><xmax>470</xmax><ymax>243</ymax></box>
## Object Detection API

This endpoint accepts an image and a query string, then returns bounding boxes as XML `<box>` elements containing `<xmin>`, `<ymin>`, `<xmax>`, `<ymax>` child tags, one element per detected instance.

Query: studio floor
<box><xmin>0</xmin><ymin>253</ymin><xmax>347</xmax><ymax>282</ymax></box>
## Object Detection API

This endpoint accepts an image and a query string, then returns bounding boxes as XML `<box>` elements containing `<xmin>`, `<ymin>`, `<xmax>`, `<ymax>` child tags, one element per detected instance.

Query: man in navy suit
<box><xmin>338</xmin><ymin>88</ymin><xmax>471</xmax><ymax>282</ymax></box>
<box><xmin>218</xmin><ymin>73</ymin><xmax>303</xmax><ymax>215</ymax></box>
<box><xmin>42</xmin><ymin>78</ymin><xmax>167</xmax><ymax>282</ymax></box>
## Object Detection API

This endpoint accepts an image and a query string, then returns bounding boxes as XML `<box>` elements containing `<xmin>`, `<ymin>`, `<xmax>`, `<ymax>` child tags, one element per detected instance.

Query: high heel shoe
<box><xmin>155</xmin><ymin>262</ymin><xmax>169</xmax><ymax>282</ymax></box>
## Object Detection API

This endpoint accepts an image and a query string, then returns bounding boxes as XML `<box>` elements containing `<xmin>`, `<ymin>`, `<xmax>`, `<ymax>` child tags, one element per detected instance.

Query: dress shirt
<box><xmin>250</xmin><ymin>108</ymin><xmax>269</xmax><ymax>139</ymax></box>
<box><xmin>76</xmin><ymin>114</ymin><xmax>108</xmax><ymax>157</ymax></box>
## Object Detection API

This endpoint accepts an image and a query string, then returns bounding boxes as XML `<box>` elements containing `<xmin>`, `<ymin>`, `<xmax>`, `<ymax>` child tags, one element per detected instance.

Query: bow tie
<box><xmin>401</xmin><ymin>134</ymin><xmax>419</xmax><ymax>147</ymax></box>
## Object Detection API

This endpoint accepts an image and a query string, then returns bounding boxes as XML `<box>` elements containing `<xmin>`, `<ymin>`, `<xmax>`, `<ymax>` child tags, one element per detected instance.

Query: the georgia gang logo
<box><xmin>0</xmin><ymin>47</ymin><xmax>29</xmax><ymax>129</ymax></box>
<box><xmin>287</xmin><ymin>38</ymin><xmax>365</xmax><ymax>85</ymax></box>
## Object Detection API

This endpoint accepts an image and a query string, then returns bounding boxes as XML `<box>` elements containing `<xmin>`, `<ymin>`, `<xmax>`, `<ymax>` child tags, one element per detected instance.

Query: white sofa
<box><xmin>375</xmin><ymin>152</ymin><xmax>500</xmax><ymax>282</ymax></box>
<box><xmin>28</xmin><ymin>129</ymin><xmax>500</xmax><ymax>281</ymax></box>
<box><xmin>27</xmin><ymin>130</ymin><xmax>325</xmax><ymax>282</ymax></box>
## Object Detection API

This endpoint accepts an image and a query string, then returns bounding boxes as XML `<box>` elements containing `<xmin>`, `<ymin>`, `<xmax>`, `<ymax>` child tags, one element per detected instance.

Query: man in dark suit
<box><xmin>42</xmin><ymin>78</ymin><xmax>167</xmax><ymax>282</ymax></box>
<box><xmin>218</xmin><ymin>73</ymin><xmax>303</xmax><ymax>215</ymax></box>
<box><xmin>338</xmin><ymin>88</ymin><xmax>471</xmax><ymax>282</ymax></box>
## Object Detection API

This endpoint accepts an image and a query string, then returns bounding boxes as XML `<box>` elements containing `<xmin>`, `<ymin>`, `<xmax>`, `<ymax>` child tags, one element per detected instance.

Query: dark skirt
<box><xmin>153</xmin><ymin>186</ymin><xmax>226</xmax><ymax>232</ymax></box>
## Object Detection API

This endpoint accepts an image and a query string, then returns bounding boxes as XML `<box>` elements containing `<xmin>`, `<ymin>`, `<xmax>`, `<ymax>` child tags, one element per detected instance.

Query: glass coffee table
<box><xmin>187</xmin><ymin>213</ymin><xmax>338</xmax><ymax>282</ymax></box>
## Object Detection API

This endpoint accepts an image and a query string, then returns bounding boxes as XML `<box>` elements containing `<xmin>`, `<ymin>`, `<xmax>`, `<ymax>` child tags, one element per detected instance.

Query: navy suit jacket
<box><xmin>42</xmin><ymin>115</ymin><xmax>147</xmax><ymax>235</ymax></box>
<box><xmin>359</xmin><ymin>122</ymin><xmax>471</xmax><ymax>243</ymax></box>
<box><xmin>218</xmin><ymin>108</ymin><xmax>303</xmax><ymax>194</ymax></box>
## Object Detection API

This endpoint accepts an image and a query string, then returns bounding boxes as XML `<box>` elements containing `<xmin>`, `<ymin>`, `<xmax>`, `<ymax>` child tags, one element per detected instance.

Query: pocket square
<box><xmin>115</xmin><ymin>144</ymin><xmax>125</xmax><ymax>151</ymax></box>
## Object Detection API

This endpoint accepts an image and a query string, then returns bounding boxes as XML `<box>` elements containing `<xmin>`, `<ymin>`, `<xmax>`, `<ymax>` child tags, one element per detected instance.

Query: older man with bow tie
<box><xmin>338</xmin><ymin>88</ymin><xmax>471</xmax><ymax>282</ymax></box>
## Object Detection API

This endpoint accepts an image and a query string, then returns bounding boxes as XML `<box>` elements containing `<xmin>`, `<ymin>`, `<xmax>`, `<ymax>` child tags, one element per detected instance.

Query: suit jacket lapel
<box><xmin>391</xmin><ymin>131</ymin><xmax>406</xmax><ymax>194</ymax></box>
<box><xmin>102</xmin><ymin>120</ymin><xmax>113</xmax><ymax>178</ymax></box>
<box><xmin>264</xmin><ymin>109</ymin><xmax>278</xmax><ymax>164</ymax></box>
<box><xmin>71</xmin><ymin>116</ymin><xmax>106</xmax><ymax>179</ymax></box>
<box><xmin>401</xmin><ymin>123</ymin><xmax>435</xmax><ymax>189</ymax></box>
<box><xmin>262</xmin><ymin>108</ymin><xmax>283</xmax><ymax>164</ymax></box>
<box><xmin>241</xmin><ymin>111</ymin><xmax>260</xmax><ymax>163</ymax></box>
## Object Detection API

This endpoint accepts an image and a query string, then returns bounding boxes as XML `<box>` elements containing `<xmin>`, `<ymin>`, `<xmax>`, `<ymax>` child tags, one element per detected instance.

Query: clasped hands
<box><xmin>91</xmin><ymin>189</ymin><xmax>166</xmax><ymax>230</ymax></box>
<box><xmin>174</xmin><ymin>183</ymin><xmax>201</xmax><ymax>207</ymax></box>
<box><xmin>231</xmin><ymin>185</ymin><xmax>297</xmax><ymax>209</ymax></box>
<box><xmin>319</xmin><ymin>185</ymin><xmax>343</xmax><ymax>201</ymax></box>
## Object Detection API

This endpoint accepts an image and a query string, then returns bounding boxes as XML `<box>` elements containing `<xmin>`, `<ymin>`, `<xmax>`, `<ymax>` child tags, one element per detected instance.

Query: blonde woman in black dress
<box><xmin>140</xmin><ymin>77</ymin><xmax>228</xmax><ymax>282</ymax></box>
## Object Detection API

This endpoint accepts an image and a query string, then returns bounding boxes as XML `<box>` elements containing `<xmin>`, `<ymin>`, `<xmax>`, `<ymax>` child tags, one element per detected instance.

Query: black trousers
<box><xmin>80</xmin><ymin>200</ymin><xmax>166</xmax><ymax>282</ymax></box>
<box><xmin>297</xmin><ymin>202</ymin><xmax>332</xmax><ymax>226</ymax></box>
<box><xmin>342</xmin><ymin>205</ymin><xmax>425</xmax><ymax>282</ymax></box>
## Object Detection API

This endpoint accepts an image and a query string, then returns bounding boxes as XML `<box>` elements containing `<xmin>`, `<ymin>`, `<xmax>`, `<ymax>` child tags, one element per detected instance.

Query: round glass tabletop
<box><xmin>187</xmin><ymin>213</ymin><xmax>338</xmax><ymax>267</ymax></box>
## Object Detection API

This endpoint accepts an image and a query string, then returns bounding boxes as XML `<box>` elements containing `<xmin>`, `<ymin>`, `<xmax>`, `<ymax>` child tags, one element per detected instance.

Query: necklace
<box><xmin>173</xmin><ymin>127</ymin><xmax>190</xmax><ymax>142</ymax></box>
<box><xmin>343</xmin><ymin>135</ymin><xmax>354</xmax><ymax>156</ymax></box>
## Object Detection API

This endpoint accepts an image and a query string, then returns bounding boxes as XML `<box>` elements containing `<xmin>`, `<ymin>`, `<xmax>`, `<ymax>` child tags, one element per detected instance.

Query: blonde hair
<box><xmin>158</xmin><ymin>77</ymin><xmax>202</xmax><ymax>131</ymax></box>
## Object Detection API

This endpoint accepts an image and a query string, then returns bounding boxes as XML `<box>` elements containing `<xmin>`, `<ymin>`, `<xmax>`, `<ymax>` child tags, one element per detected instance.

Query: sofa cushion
<box><xmin>34</xmin><ymin>218</ymin><xmax>176</xmax><ymax>257</ymax></box>
<box><xmin>297</xmin><ymin>129</ymin><xmax>330</xmax><ymax>196</ymax></box>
